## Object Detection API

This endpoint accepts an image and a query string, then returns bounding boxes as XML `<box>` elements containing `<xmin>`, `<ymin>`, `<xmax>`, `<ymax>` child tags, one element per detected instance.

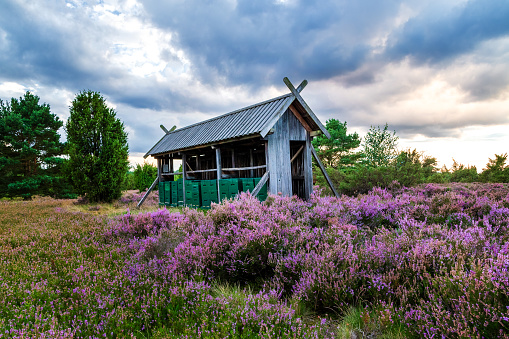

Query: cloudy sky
<box><xmin>1</xmin><ymin>0</ymin><xmax>509</xmax><ymax>170</ymax></box>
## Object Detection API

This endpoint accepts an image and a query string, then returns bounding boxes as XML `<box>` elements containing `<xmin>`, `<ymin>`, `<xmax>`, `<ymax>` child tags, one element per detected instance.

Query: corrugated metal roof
<box><xmin>145</xmin><ymin>91</ymin><xmax>326</xmax><ymax>157</ymax></box>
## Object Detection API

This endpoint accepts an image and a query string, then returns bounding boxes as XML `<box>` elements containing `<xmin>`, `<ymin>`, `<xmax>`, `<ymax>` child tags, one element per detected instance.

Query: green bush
<box><xmin>133</xmin><ymin>163</ymin><xmax>157</xmax><ymax>192</ymax></box>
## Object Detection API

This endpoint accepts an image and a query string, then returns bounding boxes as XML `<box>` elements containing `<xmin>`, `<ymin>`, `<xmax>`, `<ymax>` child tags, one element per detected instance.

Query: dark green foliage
<box><xmin>448</xmin><ymin>160</ymin><xmax>479</xmax><ymax>183</ymax></box>
<box><xmin>122</xmin><ymin>171</ymin><xmax>136</xmax><ymax>191</ymax></box>
<box><xmin>316</xmin><ymin>148</ymin><xmax>438</xmax><ymax>196</ymax></box>
<box><xmin>133</xmin><ymin>162</ymin><xmax>157</xmax><ymax>192</ymax></box>
<box><xmin>0</xmin><ymin>92</ymin><xmax>73</xmax><ymax>199</ymax></box>
<box><xmin>362</xmin><ymin>123</ymin><xmax>398</xmax><ymax>167</ymax></box>
<box><xmin>65</xmin><ymin>91</ymin><xmax>129</xmax><ymax>202</ymax></box>
<box><xmin>479</xmin><ymin>153</ymin><xmax>509</xmax><ymax>183</ymax></box>
<box><xmin>393</xmin><ymin>149</ymin><xmax>438</xmax><ymax>187</ymax></box>
<box><xmin>312</xmin><ymin>119</ymin><xmax>362</xmax><ymax>168</ymax></box>
<box><xmin>317</xmin><ymin>165</ymin><xmax>394</xmax><ymax>196</ymax></box>
<box><xmin>312</xmin><ymin>120</ymin><xmax>509</xmax><ymax>195</ymax></box>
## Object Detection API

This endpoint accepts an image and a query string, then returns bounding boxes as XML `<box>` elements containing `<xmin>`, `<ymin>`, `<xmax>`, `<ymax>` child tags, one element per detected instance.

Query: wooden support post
<box><xmin>170</xmin><ymin>155</ymin><xmax>174</xmax><ymax>181</ymax></box>
<box><xmin>215</xmin><ymin>148</ymin><xmax>222</xmax><ymax>202</ymax></box>
<box><xmin>182</xmin><ymin>153</ymin><xmax>187</xmax><ymax>206</ymax></box>
<box><xmin>252</xmin><ymin>171</ymin><xmax>269</xmax><ymax>197</ymax></box>
<box><xmin>311</xmin><ymin>147</ymin><xmax>339</xmax><ymax>198</ymax></box>
<box><xmin>264</xmin><ymin>141</ymin><xmax>269</xmax><ymax>194</ymax></box>
<box><xmin>303</xmin><ymin>133</ymin><xmax>313</xmax><ymax>200</ymax></box>
<box><xmin>137</xmin><ymin>177</ymin><xmax>159</xmax><ymax>208</ymax></box>
<box><xmin>157</xmin><ymin>158</ymin><xmax>162</xmax><ymax>182</ymax></box>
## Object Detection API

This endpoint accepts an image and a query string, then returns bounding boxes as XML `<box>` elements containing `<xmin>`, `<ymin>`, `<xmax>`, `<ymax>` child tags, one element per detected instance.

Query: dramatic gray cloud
<box><xmin>140</xmin><ymin>0</ymin><xmax>405</xmax><ymax>87</ymax></box>
<box><xmin>385</xmin><ymin>0</ymin><xmax>509</xmax><ymax>64</ymax></box>
<box><xmin>0</xmin><ymin>0</ymin><xmax>508</xmax><ymax>169</ymax></box>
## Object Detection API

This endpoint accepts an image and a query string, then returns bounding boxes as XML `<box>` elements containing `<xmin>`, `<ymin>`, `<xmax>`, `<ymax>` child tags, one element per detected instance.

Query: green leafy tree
<box><xmin>479</xmin><ymin>153</ymin><xmax>509</xmax><ymax>183</ymax></box>
<box><xmin>133</xmin><ymin>162</ymin><xmax>157</xmax><ymax>192</ymax></box>
<box><xmin>312</xmin><ymin>119</ymin><xmax>362</xmax><ymax>168</ymax></box>
<box><xmin>362</xmin><ymin>123</ymin><xmax>399</xmax><ymax>167</ymax></box>
<box><xmin>0</xmin><ymin>92</ymin><xmax>71</xmax><ymax>199</ymax></box>
<box><xmin>65</xmin><ymin>91</ymin><xmax>129</xmax><ymax>202</ymax></box>
<box><xmin>393</xmin><ymin>148</ymin><xmax>438</xmax><ymax>186</ymax></box>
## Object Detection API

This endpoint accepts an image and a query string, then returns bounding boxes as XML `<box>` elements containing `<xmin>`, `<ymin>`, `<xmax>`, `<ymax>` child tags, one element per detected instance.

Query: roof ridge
<box><xmin>167</xmin><ymin>92</ymin><xmax>292</xmax><ymax>135</ymax></box>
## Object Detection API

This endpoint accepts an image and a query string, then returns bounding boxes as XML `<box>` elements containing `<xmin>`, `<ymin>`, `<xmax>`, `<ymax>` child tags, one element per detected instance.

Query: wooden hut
<box><xmin>138</xmin><ymin>77</ymin><xmax>338</xmax><ymax>208</ymax></box>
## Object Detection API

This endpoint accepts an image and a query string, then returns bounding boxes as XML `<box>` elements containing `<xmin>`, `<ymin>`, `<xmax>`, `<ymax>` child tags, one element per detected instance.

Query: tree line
<box><xmin>1</xmin><ymin>92</ymin><xmax>508</xmax><ymax>202</ymax></box>
<box><xmin>0</xmin><ymin>91</ymin><xmax>142</xmax><ymax>202</ymax></box>
<box><xmin>313</xmin><ymin>119</ymin><xmax>509</xmax><ymax>195</ymax></box>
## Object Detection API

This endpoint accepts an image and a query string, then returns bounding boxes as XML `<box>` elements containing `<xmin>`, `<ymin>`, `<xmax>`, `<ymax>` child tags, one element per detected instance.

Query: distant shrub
<box><xmin>133</xmin><ymin>162</ymin><xmax>157</xmax><ymax>192</ymax></box>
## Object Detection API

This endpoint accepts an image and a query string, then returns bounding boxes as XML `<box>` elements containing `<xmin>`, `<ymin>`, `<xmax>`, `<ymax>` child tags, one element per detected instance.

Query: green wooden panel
<box><xmin>158</xmin><ymin>182</ymin><xmax>165</xmax><ymax>205</ymax></box>
<box><xmin>164</xmin><ymin>182</ymin><xmax>171</xmax><ymax>204</ymax></box>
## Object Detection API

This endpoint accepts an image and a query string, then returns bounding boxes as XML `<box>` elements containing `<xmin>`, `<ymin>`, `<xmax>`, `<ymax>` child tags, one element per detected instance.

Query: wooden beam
<box><xmin>182</xmin><ymin>153</ymin><xmax>187</xmax><ymax>206</ymax></box>
<box><xmin>303</xmin><ymin>133</ymin><xmax>313</xmax><ymax>200</ymax></box>
<box><xmin>157</xmin><ymin>158</ymin><xmax>162</xmax><ymax>181</ymax></box>
<box><xmin>311</xmin><ymin>147</ymin><xmax>339</xmax><ymax>198</ymax></box>
<box><xmin>264</xmin><ymin>141</ymin><xmax>269</xmax><ymax>194</ymax></box>
<box><xmin>151</xmin><ymin>135</ymin><xmax>262</xmax><ymax>157</ymax></box>
<box><xmin>215</xmin><ymin>148</ymin><xmax>222</xmax><ymax>202</ymax></box>
<box><xmin>296</xmin><ymin>79</ymin><xmax>308</xmax><ymax>93</ymax></box>
<box><xmin>288</xmin><ymin>105</ymin><xmax>313</xmax><ymax>132</ymax></box>
<box><xmin>252</xmin><ymin>171</ymin><xmax>269</xmax><ymax>196</ymax></box>
<box><xmin>290</xmin><ymin>145</ymin><xmax>304</xmax><ymax>164</ymax></box>
<box><xmin>137</xmin><ymin>177</ymin><xmax>159</xmax><ymax>208</ymax></box>
<box><xmin>160</xmin><ymin>125</ymin><xmax>170</xmax><ymax>134</ymax></box>
<box><xmin>222</xmin><ymin>165</ymin><xmax>267</xmax><ymax>172</ymax></box>
<box><xmin>283</xmin><ymin>77</ymin><xmax>331</xmax><ymax>139</ymax></box>
<box><xmin>186</xmin><ymin>168</ymin><xmax>217</xmax><ymax>174</ymax></box>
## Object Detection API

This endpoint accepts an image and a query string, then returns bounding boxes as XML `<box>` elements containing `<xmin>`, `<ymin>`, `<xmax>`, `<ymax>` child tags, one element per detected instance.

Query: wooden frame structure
<box><xmin>138</xmin><ymin>77</ymin><xmax>338</xmax><ymax>207</ymax></box>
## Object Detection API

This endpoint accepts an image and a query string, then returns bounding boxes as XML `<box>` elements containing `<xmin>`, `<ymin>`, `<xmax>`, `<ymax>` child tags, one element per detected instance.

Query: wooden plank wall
<box><xmin>288</xmin><ymin>111</ymin><xmax>307</xmax><ymax>141</ymax></box>
<box><xmin>267</xmin><ymin>110</ymin><xmax>292</xmax><ymax>196</ymax></box>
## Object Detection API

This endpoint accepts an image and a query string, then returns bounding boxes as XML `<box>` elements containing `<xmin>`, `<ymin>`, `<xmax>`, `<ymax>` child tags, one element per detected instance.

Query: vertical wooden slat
<box><xmin>170</xmin><ymin>155</ymin><xmax>174</xmax><ymax>181</ymax></box>
<box><xmin>157</xmin><ymin>158</ymin><xmax>162</xmax><ymax>182</ymax></box>
<box><xmin>267</xmin><ymin>110</ymin><xmax>292</xmax><ymax>196</ymax></box>
<box><xmin>303</xmin><ymin>132</ymin><xmax>313</xmax><ymax>200</ymax></box>
<box><xmin>264</xmin><ymin>141</ymin><xmax>269</xmax><ymax>194</ymax></box>
<box><xmin>215</xmin><ymin>148</ymin><xmax>222</xmax><ymax>202</ymax></box>
<box><xmin>182</xmin><ymin>153</ymin><xmax>187</xmax><ymax>206</ymax></box>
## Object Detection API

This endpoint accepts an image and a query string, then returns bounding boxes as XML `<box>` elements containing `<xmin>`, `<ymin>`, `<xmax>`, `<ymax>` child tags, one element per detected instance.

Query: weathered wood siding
<box><xmin>267</xmin><ymin>110</ymin><xmax>295</xmax><ymax>196</ymax></box>
<box><xmin>288</xmin><ymin>110</ymin><xmax>307</xmax><ymax>141</ymax></box>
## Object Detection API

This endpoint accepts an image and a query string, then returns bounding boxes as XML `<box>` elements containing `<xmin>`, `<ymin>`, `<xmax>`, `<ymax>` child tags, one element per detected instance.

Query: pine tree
<box><xmin>0</xmin><ymin>92</ymin><xmax>69</xmax><ymax>199</ymax></box>
<box><xmin>312</xmin><ymin>119</ymin><xmax>362</xmax><ymax>168</ymax></box>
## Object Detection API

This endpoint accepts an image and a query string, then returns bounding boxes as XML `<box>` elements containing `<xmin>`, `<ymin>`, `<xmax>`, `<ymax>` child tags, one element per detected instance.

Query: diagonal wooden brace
<box><xmin>311</xmin><ymin>147</ymin><xmax>339</xmax><ymax>198</ymax></box>
<box><xmin>251</xmin><ymin>171</ymin><xmax>269</xmax><ymax>197</ymax></box>
<box><xmin>137</xmin><ymin>177</ymin><xmax>159</xmax><ymax>208</ymax></box>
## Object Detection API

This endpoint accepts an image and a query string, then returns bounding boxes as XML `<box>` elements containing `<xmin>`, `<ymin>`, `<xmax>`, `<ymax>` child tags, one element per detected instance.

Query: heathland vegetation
<box><xmin>1</xmin><ymin>93</ymin><xmax>509</xmax><ymax>337</ymax></box>
<box><xmin>1</xmin><ymin>184</ymin><xmax>508</xmax><ymax>337</ymax></box>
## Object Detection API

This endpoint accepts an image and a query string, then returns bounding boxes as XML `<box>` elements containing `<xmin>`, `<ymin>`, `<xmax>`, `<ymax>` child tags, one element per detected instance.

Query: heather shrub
<box><xmin>4</xmin><ymin>183</ymin><xmax>508</xmax><ymax>337</ymax></box>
